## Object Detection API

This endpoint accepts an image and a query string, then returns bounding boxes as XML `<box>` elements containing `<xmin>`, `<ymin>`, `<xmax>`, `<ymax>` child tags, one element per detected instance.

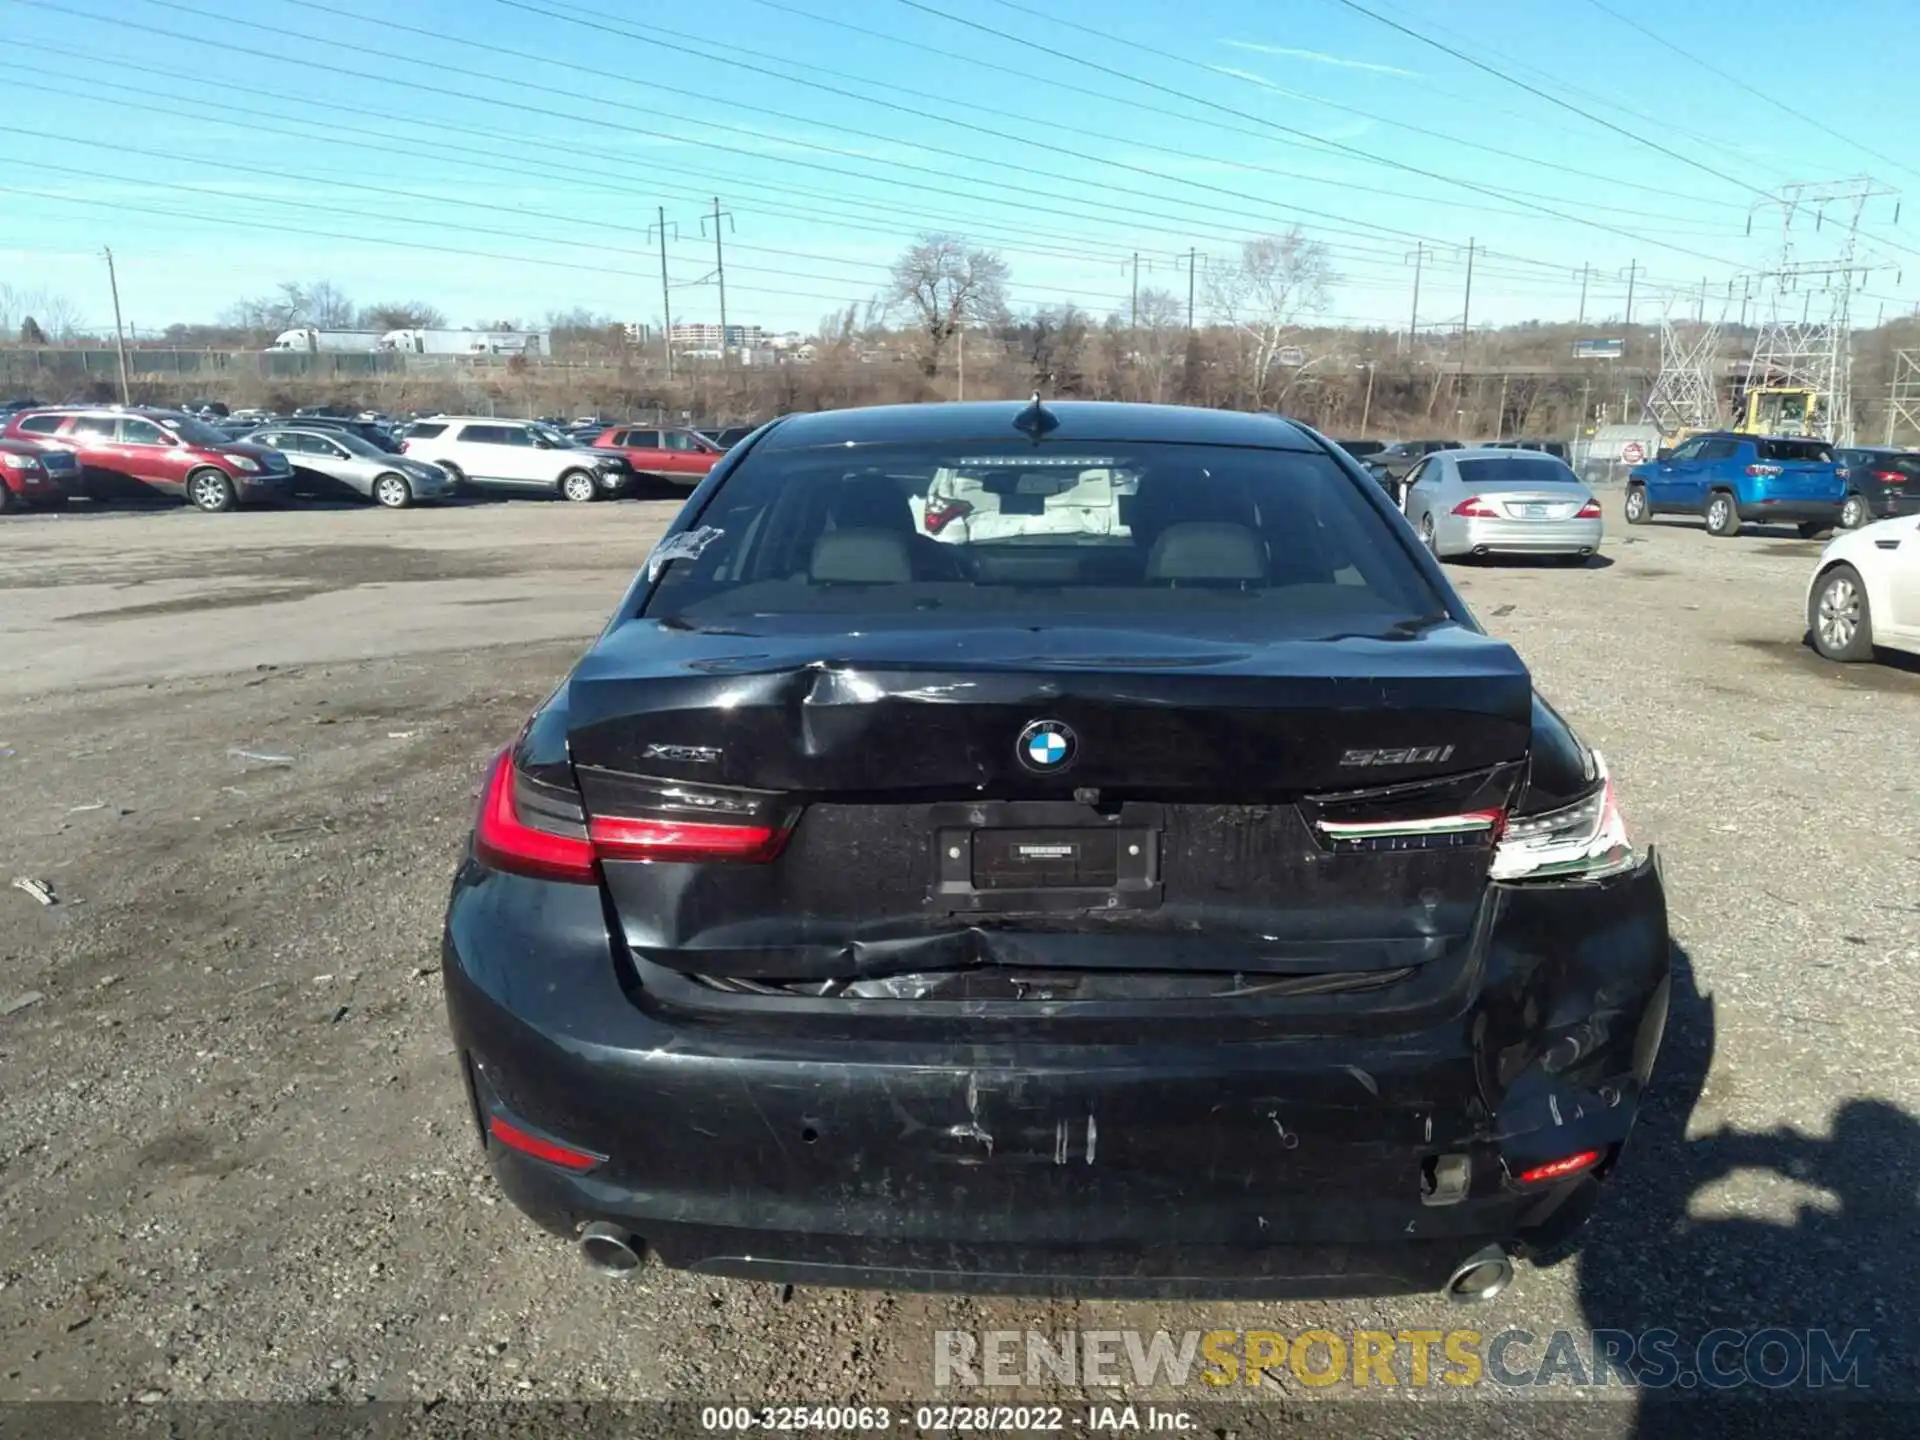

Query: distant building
<box><xmin>670</xmin><ymin>322</ymin><xmax>764</xmax><ymax>350</ymax></box>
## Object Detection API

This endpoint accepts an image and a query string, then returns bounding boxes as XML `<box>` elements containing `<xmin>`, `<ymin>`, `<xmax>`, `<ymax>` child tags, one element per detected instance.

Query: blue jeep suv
<box><xmin>1624</xmin><ymin>432</ymin><xmax>1844</xmax><ymax>538</ymax></box>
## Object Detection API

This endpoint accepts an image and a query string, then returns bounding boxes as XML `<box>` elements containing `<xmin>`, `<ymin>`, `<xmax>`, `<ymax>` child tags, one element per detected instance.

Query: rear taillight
<box><xmin>1746</xmin><ymin>463</ymin><xmax>1783</xmax><ymax>477</ymax></box>
<box><xmin>399</xmin><ymin>439</ymin><xmax>412</xmax><ymax>453</ymax></box>
<box><xmin>1315</xmin><ymin>808</ymin><xmax>1504</xmax><ymax>849</ymax></box>
<box><xmin>474</xmin><ymin>749</ymin><xmax>596</xmax><ymax>883</ymax></box>
<box><xmin>1575</xmin><ymin>499</ymin><xmax>1602</xmax><ymax>519</ymax></box>
<box><xmin>1513</xmin><ymin>1149</ymin><xmax>1601</xmax><ymax>1185</ymax></box>
<box><xmin>590</xmin><ymin>813</ymin><xmax>787</xmax><ymax>864</ymax></box>
<box><xmin>1489</xmin><ymin>751</ymin><xmax>1636</xmax><ymax>882</ymax></box>
<box><xmin>1451</xmin><ymin>496</ymin><xmax>1498</xmax><ymax>517</ymax></box>
<box><xmin>923</xmin><ymin>495</ymin><xmax>973</xmax><ymax>535</ymax></box>
<box><xmin>1871</xmin><ymin>469</ymin><xmax>1904</xmax><ymax>485</ymax></box>
<box><xmin>472</xmin><ymin>748</ymin><xmax>790</xmax><ymax>882</ymax></box>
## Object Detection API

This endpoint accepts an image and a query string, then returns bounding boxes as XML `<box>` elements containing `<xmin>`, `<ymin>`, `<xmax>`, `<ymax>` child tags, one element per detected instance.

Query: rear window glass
<box><xmin>642</xmin><ymin>440</ymin><xmax>1445</xmax><ymax>629</ymax></box>
<box><xmin>1456</xmin><ymin>456</ymin><xmax>1581</xmax><ymax>487</ymax></box>
<box><xmin>405</xmin><ymin>422</ymin><xmax>447</xmax><ymax>440</ymax></box>
<box><xmin>1757</xmin><ymin>439</ymin><xmax>1833</xmax><ymax>462</ymax></box>
<box><xmin>16</xmin><ymin>414</ymin><xmax>64</xmax><ymax>434</ymax></box>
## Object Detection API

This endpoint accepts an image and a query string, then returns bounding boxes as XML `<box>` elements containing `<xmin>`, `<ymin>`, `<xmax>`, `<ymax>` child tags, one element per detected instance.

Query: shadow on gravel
<box><xmin>1569</xmin><ymin>944</ymin><xmax>1919</xmax><ymax>1435</ymax></box>
<box><xmin>1733</xmin><ymin>636</ymin><xmax>1920</xmax><ymax>692</ymax></box>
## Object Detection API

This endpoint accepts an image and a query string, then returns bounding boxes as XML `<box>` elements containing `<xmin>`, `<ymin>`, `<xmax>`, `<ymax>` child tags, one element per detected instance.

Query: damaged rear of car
<box><xmin>441</xmin><ymin>400</ymin><xmax>1670</xmax><ymax>1301</ymax></box>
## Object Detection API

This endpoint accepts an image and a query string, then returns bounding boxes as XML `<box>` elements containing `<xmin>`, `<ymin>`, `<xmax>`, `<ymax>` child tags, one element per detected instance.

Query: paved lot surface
<box><xmin>1</xmin><ymin>493</ymin><xmax>1916</xmax><ymax>1433</ymax></box>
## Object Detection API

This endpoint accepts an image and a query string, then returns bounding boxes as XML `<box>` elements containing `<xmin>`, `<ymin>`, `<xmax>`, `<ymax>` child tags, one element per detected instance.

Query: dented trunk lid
<box><xmin>564</xmin><ymin>617</ymin><xmax>1533</xmax><ymax>990</ymax></box>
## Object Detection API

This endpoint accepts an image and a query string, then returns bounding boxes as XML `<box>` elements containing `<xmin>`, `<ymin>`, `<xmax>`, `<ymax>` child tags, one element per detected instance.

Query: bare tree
<box><xmin>888</xmin><ymin>234</ymin><xmax>1010</xmax><ymax>378</ymax></box>
<box><xmin>306</xmin><ymin>281</ymin><xmax>356</xmax><ymax>329</ymax></box>
<box><xmin>19</xmin><ymin>316</ymin><xmax>47</xmax><ymax>345</ymax></box>
<box><xmin>1130</xmin><ymin>286</ymin><xmax>1185</xmax><ymax>403</ymax></box>
<box><xmin>360</xmin><ymin>300</ymin><xmax>447</xmax><ymax>330</ymax></box>
<box><xmin>1006</xmin><ymin>304</ymin><xmax>1091</xmax><ymax>394</ymax></box>
<box><xmin>1204</xmin><ymin>230</ymin><xmax>1335</xmax><ymax>407</ymax></box>
<box><xmin>1</xmin><ymin>283</ymin><xmax>84</xmax><ymax>342</ymax></box>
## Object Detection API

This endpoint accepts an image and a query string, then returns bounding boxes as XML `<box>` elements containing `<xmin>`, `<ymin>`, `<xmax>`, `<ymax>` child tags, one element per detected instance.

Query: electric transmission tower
<box><xmin>1641</xmin><ymin>283</ymin><xmax>1727</xmax><ymax>435</ymax></box>
<box><xmin>1742</xmin><ymin>178</ymin><xmax>1896</xmax><ymax>444</ymax></box>
<box><xmin>1887</xmin><ymin>349</ymin><xmax>1920</xmax><ymax>445</ymax></box>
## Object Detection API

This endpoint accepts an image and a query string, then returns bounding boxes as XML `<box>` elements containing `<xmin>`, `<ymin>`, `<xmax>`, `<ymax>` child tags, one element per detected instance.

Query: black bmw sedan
<box><xmin>441</xmin><ymin>399</ymin><xmax>1670</xmax><ymax>1303</ymax></box>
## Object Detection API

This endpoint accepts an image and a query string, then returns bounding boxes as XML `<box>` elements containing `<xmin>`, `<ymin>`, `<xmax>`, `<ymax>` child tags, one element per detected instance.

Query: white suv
<box><xmin>398</xmin><ymin>417</ymin><xmax>628</xmax><ymax>502</ymax></box>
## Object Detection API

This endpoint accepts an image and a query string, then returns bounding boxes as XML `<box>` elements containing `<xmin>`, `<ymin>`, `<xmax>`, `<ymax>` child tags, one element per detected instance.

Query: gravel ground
<box><xmin>0</xmin><ymin>494</ymin><xmax>1915</xmax><ymax>1435</ymax></box>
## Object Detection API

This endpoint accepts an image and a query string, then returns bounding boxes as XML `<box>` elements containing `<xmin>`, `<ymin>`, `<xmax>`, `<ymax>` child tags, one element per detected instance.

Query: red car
<box><xmin>0</xmin><ymin>435</ymin><xmax>79</xmax><ymax>512</ymax></box>
<box><xmin>2</xmin><ymin>407</ymin><xmax>296</xmax><ymax>512</ymax></box>
<box><xmin>590</xmin><ymin>425</ymin><xmax>723</xmax><ymax>488</ymax></box>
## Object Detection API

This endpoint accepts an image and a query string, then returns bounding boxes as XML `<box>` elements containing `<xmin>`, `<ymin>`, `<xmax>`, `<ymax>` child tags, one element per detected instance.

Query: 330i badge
<box><xmin>441</xmin><ymin>400</ymin><xmax>1670</xmax><ymax>1303</ymax></box>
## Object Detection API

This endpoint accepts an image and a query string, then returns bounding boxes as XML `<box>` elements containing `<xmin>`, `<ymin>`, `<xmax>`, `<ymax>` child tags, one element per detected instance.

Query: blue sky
<box><xmin>5</xmin><ymin>0</ymin><xmax>1920</xmax><ymax>338</ymax></box>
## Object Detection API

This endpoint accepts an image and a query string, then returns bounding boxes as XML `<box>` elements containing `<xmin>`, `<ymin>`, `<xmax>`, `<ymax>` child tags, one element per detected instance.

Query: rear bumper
<box><xmin>1863</xmin><ymin>490</ymin><xmax>1920</xmax><ymax>519</ymax></box>
<box><xmin>235</xmin><ymin>471</ymin><xmax>296</xmax><ymax>501</ymax></box>
<box><xmin>1441</xmin><ymin>515</ymin><xmax>1603</xmax><ymax>556</ymax></box>
<box><xmin>441</xmin><ymin>851</ymin><xmax>1671</xmax><ymax>1299</ymax></box>
<box><xmin>1734</xmin><ymin>497</ymin><xmax>1842</xmax><ymax>523</ymax></box>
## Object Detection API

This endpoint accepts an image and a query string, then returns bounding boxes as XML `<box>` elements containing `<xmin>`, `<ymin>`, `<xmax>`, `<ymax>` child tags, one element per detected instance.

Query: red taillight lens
<box><xmin>1871</xmin><ymin>469</ymin><xmax>1904</xmax><ymax>484</ymax></box>
<box><xmin>590</xmin><ymin>813</ymin><xmax>788</xmax><ymax>864</ymax></box>
<box><xmin>473</xmin><ymin>749</ymin><xmax>597</xmax><ymax>884</ymax></box>
<box><xmin>486</xmin><ymin>1113</ymin><xmax>603</xmax><ymax>1173</ymax></box>
<box><xmin>1514</xmin><ymin>1149</ymin><xmax>1602</xmax><ymax>1185</ymax></box>
<box><xmin>1746</xmin><ymin>463</ymin><xmax>1783</xmax><ymax>477</ymax></box>
<box><xmin>923</xmin><ymin>496</ymin><xmax>973</xmax><ymax>535</ymax></box>
<box><xmin>1575</xmin><ymin>499</ymin><xmax>1602</xmax><ymax>519</ymax></box>
<box><xmin>472</xmin><ymin>748</ymin><xmax>791</xmax><ymax>881</ymax></box>
<box><xmin>1451</xmin><ymin>496</ymin><xmax>1498</xmax><ymax>517</ymax></box>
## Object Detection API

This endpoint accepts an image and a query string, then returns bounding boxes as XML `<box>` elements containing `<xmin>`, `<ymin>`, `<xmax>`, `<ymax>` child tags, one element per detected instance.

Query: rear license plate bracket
<box><xmin>928</xmin><ymin>800</ymin><xmax>1164</xmax><ymax>915</ymax></box>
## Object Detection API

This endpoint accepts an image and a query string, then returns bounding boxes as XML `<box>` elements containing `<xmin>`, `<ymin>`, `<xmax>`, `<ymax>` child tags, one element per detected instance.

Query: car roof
<box><xmin>752</xmin><ymin>400</ymin><xmax>1325</xmax><ymax>453</ymax></box>
<box><xmin>423</xmin><ymin>415</ymin><xmax>539</xmax><ymax>425</ymax></box>
<box><xmin>1448</xmin><ymin>447</ymin><xmax>1576</xmax><ymax>461</ymax></box>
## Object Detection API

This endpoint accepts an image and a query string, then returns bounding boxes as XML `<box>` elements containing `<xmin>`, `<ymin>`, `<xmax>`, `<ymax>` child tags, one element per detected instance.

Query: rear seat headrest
<box><xmin>1144</xmin><ymin>522</ymin><xmax>1265</xmax><ymax>583</ymax></box>
<box><xmin>810</xmin><ymin>528</ymin><xmax>912</xmax><ymax>584</ymax></box>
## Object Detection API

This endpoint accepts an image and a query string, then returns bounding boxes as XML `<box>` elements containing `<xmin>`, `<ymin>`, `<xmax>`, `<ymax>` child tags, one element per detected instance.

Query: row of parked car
<box><xmin>1323</xmin><ymin>429</ymin><xmax>1920</xmax><ymax>667</ymax></box>
<box><xmin>0</xmin><ymin>402</ymin><xmax>758</xmax><ymax>513</ymax></box>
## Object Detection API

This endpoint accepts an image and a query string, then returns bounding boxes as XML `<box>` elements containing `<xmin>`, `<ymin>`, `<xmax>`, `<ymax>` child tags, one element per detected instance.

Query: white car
<box><xmin>397</xmin><ymin>416</ymin><xmax>628</xmax><ymax>502</ymax></box>
<box><xmin>1805</xmin><ymin>514</ymin><xmax>1920</xmax><ymax>662</ymax></box>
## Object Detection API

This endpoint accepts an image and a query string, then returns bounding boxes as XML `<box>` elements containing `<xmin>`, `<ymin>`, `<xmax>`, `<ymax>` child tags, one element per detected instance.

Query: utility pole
<box><xmin>1621</xmin><ymin>259</ymin><xmax>1642</xmax><ymax>356</ymax></box>
<box><xmin>1407</xmin><ymin>242</ymin><xmax>1425</xmax><ymax>348</ymax></box>
<box><xmin>1697</xmin><ymin>277</ymin><xmax>1709</xmax><ymax>324</ymax></box>
<box><xmin>702</xmin><ymin>198</ymin><xmax>734</xmax><ymax>363</ymax></box>
<box><xmin>1359</xmin><ymin>360</ymin><xmax>1376</xmax><ymax>434</ymax></box>
<box><xmin>102</xmin><ymin>247</ymin><xmax>130</xmax><ymax>404</ymax></box>
<box><xmin>1183</xmin><ymin>248</ymin><xmax>1199</xmax><ymax>330</ymax></box>
<box><xmin>650</xmin><ymin>207</ymin><xmax>677</xmax><ymax>379</ymax></box>
<box><xmin>1129</xmin><ymin>252</ymin><xmax>1142</xmax><ymax>331</ymax></box>
<box><xmin>1496</xmin><ymin>371</ymin><xmax>1509</xmax><ymax>440</ymax></box>
<box><xmin>1577</xmin><ymin>262</ymin><xmax>1590</xmax><ymax>328</ymax></box>
<box><xmin>1460</xmin><ymin>238</ymin><xmax>1476</xmax><ymax>339</ymax></box>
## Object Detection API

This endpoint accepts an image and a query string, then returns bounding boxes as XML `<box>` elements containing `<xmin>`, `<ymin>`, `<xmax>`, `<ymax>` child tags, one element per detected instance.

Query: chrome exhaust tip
<box><xmin>579</xmin><ymin>1222</ymin><xmax>643</xmax><ymax>1277</ymax></box>
<box><xmin>1444</xmin><ymin>1244</ymin><xmax>1513</xmax><ymax>1304</ymax></box>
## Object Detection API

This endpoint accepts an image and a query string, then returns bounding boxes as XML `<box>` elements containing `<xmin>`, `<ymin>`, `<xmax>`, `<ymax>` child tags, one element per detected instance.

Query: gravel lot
<box><xmin>1</xmin><ymin>493</ymin><xmax>1915</xmax><ymax>1433</ymax></box>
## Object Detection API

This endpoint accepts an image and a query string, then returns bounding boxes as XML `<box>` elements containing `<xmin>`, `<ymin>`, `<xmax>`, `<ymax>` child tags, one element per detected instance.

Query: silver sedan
<box><xmin>1402</xmin><ymin>448</ymin><xmax>1603</xmax><ymax>563</ymax></box>
<box><xmin>248</xmin><ymin>426</ymin><xmax>457</xmax><ymax>508</ymax></box>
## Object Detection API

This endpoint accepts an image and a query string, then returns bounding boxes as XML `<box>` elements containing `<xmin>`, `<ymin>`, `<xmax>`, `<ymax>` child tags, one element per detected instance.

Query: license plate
<box><xmin>1522</xmin><ymin>504</ymin><xmax>1548</xmax><ymax>518</ymax></box>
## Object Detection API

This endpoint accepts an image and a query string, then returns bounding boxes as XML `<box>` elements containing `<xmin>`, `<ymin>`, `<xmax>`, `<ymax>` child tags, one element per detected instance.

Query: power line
<box><xmin>1579</xmin><ymin>0</ymin><xmax>1920</xmax><ymax>184</ymax></box>
<box><xmin>508</xmin><ymin>0</ymin><xmax>1742</xmax><ymax>232</ymax></box>
<box><xmin>31</xmin><ymin>0</ymin><xmax>1529</xmax><ymax>274</ymax></box>
<box><xmin>1327</xmin><ymin>0</ymin><xmax>1778</xmax><ymax>202</ymax></box>
<box><xmin>735</xmin><ymin>0</ymin><xmax>1752</xmax><ymax>217</ymax></box>
<box><xmin>885</xmin><ymin>0</ymin><xmax>1751</xmax><ymax>269</ymax></box>
<box><xmin>6</xmin><ymin>51</ymin><xmax>1648</xmax><ymax>315</ymax></box>
<box><xmin>222</xmin><ymin>0</ymin><xmax>1480</xmax><ymax>261</ymax></box>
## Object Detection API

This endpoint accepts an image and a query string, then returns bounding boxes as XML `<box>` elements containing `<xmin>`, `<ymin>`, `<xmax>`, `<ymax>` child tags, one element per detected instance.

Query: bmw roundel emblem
<box><xmin>1016</xmin><ymin>719</ymin><xmax>1077</xmax><ymax>774</ymax></box>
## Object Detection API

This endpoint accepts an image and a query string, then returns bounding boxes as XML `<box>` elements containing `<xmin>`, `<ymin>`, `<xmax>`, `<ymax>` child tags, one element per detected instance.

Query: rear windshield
<box><xmin>1456</xmin><ymin>456</ymin><xmax>1582</xmax><ymax>487</ymax></box>
<box><xmin>641</xmin><ymin>440</ymin><xmax>1445</xmax><ymax>629</ymax></box>
<box><xmin>1757</xmin><ymin>439</ymin><xmax>1833</xmax><ymax>462</ymax></box>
